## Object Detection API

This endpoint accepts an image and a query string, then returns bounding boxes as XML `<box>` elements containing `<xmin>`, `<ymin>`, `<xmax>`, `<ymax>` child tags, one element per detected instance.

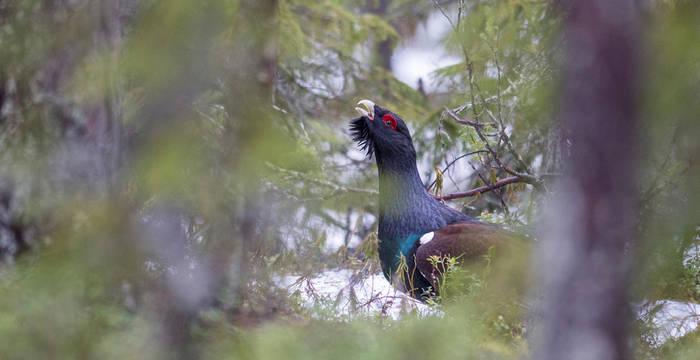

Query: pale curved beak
<box><xmin>355</xmin><ymin>99</ymin><xmax>375</xmax><ymax>121</ymax></box>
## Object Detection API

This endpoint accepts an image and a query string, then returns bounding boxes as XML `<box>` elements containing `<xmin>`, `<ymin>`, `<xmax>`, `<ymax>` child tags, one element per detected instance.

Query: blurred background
<box><xmin>0</xmin><ymin>0</ymin><xmax>698</xmax><ymax>359</ymax></box>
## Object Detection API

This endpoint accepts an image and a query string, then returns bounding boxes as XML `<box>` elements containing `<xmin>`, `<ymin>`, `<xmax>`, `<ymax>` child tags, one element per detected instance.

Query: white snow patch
<box><xmin>273</xmin><ymin>270</ymin><xmax>700</xmax><ymax>350</ymax></box>
<box><xmin>638</xmin><ymin>300</ymin><xmax>700</xmax><ymax>348</ymax></box>
<box><xmin>278</xmin><ymin>269</ymin><xmax>438</xmax><ymax>320</ymax></box>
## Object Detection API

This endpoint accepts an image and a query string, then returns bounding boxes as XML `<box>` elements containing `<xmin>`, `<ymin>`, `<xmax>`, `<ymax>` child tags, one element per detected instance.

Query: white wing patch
<box><xmin>419</xmin><ymin>231</ymin><xmax>434</xmax><ymax>245</ymax></box>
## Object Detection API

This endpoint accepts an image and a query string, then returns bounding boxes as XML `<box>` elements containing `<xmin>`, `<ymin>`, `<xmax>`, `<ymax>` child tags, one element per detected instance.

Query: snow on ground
<box><xmin>280</xmin><ymin>269</ymin><xmax>700</xmax><ymax>347</ymax></box>
<box><xmin>638</xmin><ymin>300</ymin><xmax>700</xmax><ymax>348</ymax></box>
<box><xmin>278</xmin><ymin>269</ymin><xmax>438</xmax><ymax>320</ymax></box>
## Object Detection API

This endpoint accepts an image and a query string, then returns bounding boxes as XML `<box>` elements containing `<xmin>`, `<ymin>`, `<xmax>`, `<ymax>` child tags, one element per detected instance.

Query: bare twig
<box><xmin>444</xmin><ymin>106</ymin><xmax>502</xmax><ymax>169</ymax></box>
<box><xmin>436</xmin><ymin>176</ymin><xmax>522</xmax><ymax>201</ymax></box>
<box><xmin>457</xmin><ymin>0</ymin><xmax>464</xmax><ymax>30</ymax></box>
<box><xmin>431</xmin><ymin>0</ymin><xmax>457</xmax><ymax>32</ymax></box>
<box><xmin>444</xmin><ymin>106</ymin><xmax>543</xmax><ymax>191</ymax></box>
<box><xmin>426</xmin><ymin>150</ymin><xmax>490</xmax><ymax>190</ymax></box>
<box><xmin>443</xmin><ymin>107</ymin><xmax>485</xmax><ymax>127</ymax></box>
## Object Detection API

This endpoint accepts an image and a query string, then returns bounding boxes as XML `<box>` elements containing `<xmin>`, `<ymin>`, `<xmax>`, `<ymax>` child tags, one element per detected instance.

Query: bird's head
<box><xmin>350</xmin><ymin>99</ymin><xmax>417</xmax><ymax>168</ymax></box>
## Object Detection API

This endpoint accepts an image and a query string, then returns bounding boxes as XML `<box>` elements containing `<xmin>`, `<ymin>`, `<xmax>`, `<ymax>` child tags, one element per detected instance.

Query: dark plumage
<box><xmin>350</xmin><ymin>100</ymin><xmax>520</xmax><ymax>300</ymax></box>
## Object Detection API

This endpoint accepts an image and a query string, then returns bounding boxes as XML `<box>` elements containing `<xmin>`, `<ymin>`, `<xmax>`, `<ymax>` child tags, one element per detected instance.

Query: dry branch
<box><xmin>443</xmin><ymin>107</ymin><xmax>544</xmax><ymax>191</ymax></box>
<box><xmin>435</xmin><ymin>176</ymin><xmax>522</xmax><ymax>201</ymax></box>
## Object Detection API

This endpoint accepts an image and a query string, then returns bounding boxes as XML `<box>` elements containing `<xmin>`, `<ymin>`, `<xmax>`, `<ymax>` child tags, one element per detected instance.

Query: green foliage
<box><xmin>0</xmin><ymin>0</ymin><xmax>699</xmax><ymax>358</ymax></box>
<box><xmin>681</xmin><ymin>254</ymin><xmax>700</xmax><ymax>301</ymax></box>
<box><xmin>426</xmin><ymin>253</ymin><xmax>461</xmax><ymax>299</ymax></box>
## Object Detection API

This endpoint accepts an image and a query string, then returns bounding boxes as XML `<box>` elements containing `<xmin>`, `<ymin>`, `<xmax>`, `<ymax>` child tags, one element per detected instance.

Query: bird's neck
<box><xmin>376</xmin><ymin>163</ymin><xmax>452</xmax><ymax>247</ymax></box>
<box><xmin>377</xmin><ymin>165</ymin><xmax>433</xmax><ymax>220</ymax></box>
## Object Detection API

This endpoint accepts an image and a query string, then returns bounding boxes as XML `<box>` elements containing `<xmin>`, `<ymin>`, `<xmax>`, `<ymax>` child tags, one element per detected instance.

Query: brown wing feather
<box><xmin>415</xmin><ymin>222</ymin><xmax>517</xmax><ymax>289</ymax></box>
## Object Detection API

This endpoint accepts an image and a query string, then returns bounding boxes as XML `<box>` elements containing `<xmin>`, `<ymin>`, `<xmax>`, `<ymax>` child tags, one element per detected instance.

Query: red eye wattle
<box><xmin>382</xmin><ymin>114</ymin><xmax>397</xmax><ymax>131</ymax></box>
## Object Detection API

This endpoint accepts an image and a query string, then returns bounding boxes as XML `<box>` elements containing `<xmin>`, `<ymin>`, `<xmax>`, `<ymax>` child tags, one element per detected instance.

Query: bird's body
<box><xmin>351</xmin><ymin>100</ymin><xmax>520</xmax><ymax>300</ymax></box>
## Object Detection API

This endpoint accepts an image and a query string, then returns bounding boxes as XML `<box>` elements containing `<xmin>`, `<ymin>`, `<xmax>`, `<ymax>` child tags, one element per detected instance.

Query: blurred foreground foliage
<box><xmin>0</xmin><ymin>0</ymin><xmax>699</xmax><ymax>359</ymax></box>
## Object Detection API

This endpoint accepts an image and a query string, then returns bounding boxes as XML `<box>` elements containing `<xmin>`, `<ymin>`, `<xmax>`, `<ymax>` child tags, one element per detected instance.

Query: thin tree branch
<box><xmin>426</xmin><ymin>150</ymin><xmax>490</xmax><ymax>190</ymax></box>
<box><xmin>436</xmin><ymin>176</ymin><xmax>522</xmax><ymax>201</ymax></box>
<box><xmin>444</xmin><ymin>106</ymin><xmax>544</xmax><ymax>191</ymax></box>
<box><xmin>431</xmin><ymin>0</ymin><xmax>457</xmax><ymax>32</ymax></box>
<box><xmin>443</xmin><ymin>106</ymin><xmax>485</xmax><ymax>127</ymax></box>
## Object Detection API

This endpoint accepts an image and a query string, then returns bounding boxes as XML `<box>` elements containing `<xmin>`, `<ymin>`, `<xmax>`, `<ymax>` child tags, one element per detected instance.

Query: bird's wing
<box><xmin>414</xmin><ymin>221</ymin><xmax>519</xmax><ymax>289</ymax></box>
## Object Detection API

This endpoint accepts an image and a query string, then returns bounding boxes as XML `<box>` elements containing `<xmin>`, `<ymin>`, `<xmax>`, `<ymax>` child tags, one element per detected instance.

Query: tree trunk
<box><xmin>366</xmin><ymin>0</ymin><xmax>394</xmax><ymax>71</ymax></box>
<box><xmin>534</xmin><ymin>1</ymin><xmax>640</xmax><ymax>359</ymax></box>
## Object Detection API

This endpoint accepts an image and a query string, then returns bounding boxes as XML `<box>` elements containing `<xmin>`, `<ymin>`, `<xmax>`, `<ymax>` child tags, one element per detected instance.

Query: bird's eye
<box><xmin>382</xmin><ymin>114</ymin><xmax>397</xmax><ymax>131</ymax></box>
